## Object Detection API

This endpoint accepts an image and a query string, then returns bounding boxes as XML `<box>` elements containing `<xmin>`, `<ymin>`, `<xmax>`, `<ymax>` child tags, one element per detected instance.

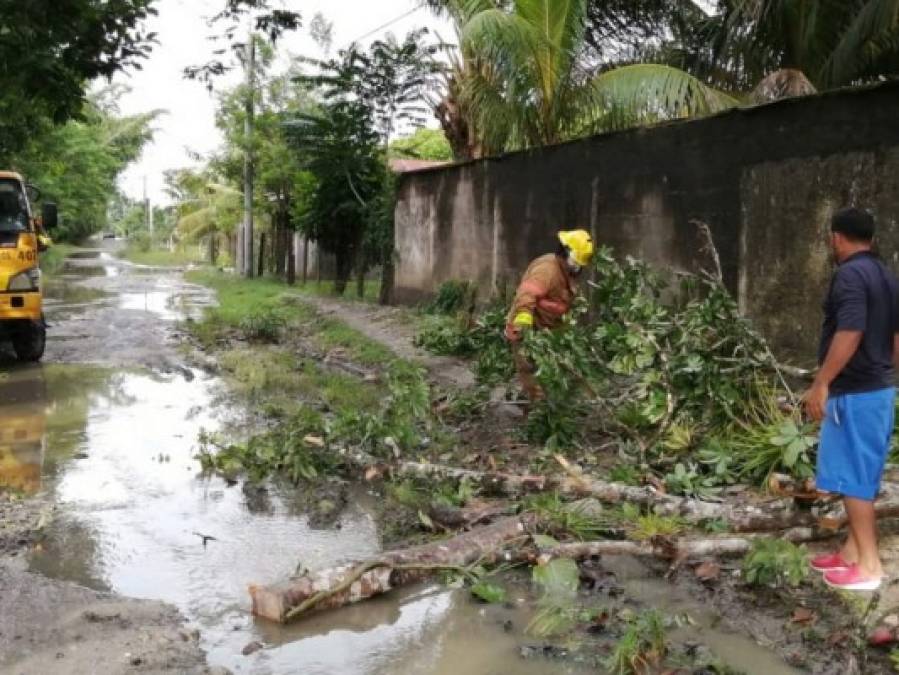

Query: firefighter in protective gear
<box><xmin>505</xmin><ymin>230</ymin><xmax>595</xmax><ymax>401</ymax></box>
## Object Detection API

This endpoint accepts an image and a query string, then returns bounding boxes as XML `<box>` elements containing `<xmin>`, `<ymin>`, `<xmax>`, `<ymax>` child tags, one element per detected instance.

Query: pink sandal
<box><xmin>823</xmin><ymin>564</ymin><xmax>884</xmax><ymax>591</ymax></box>
<box><xmin>810</xmin><ymin>552</ymin><xmax>851</xmax><ymax>572</ymax></box>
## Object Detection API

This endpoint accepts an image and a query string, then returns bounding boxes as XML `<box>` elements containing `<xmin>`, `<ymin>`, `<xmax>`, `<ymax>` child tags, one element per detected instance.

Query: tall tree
<box><xmin>704</xmin><ymin>0</ymin><xmax>899</xmax><ymax>101</ymax></box>
<box><xmin>170</xmin><ymin>169</ymin><xmax>241</xmax><ymax>264</ymax></box>
<box><xmin>0</xmin><ymin>0</ymin><xmax>157</xmax><ymax>159</ymax></box>
<box><xmin>425</xmin><ymin>0</ymin><xmax>735</xmax><ymax>154</ymax></box>
<box><xmin>285</xmin><ymin>96</ymin><xmax>383</xmax><ymax>295</ymax></box>
<box><xmin>292</xmin><ymin>32</ymin><xmax>444</xmax><ymax>301</ymax></box>
<box><xmin>11</xmin><ymin>88</ymin><xmax>159</xmax><ymax>242</ymax></box>
<box><xmin>216</xmin><ymin>41</ymin><xmax>314</xmax><ymax>278</ymax></box>
<box><xmin>389</xmin><ymin>128</ymin><xmax>454</xmax><ymax>161</ymax></box>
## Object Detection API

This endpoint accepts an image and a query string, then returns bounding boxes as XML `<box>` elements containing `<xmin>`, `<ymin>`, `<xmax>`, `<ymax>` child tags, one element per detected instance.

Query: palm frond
<box><xmin>177</xmin><ymin>207</ymin><xmax>216</xmax><ymax>241</ymax></box>
<box><xmin>591</xmin><ymin>63</ymin><xmax>739</xmax><ymax>131</ymax></box>
<box><xmin>820</xmin><ymin>0</ymin><xmax>899</xmax><ymax>86</ymax></box>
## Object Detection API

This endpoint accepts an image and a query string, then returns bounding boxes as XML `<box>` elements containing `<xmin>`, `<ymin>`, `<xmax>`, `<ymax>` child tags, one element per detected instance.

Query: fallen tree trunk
<box><xmin>384</xmin><ymin>459</ymin><xmax>899</xmax><ymax>533</ymax></box>
<box><xmin>816</xmin><ymin>482</ymin><xmax>899</xmax><ymax>529</ymax></box>
<box><xmin>250</xmin><ymin>519</ymin><xmax>841</xmax><ymax>625</ymax></box>
<box><xmin>250</xmin><ymin>514</ymin><xmax>535</xmax><ymax>623</ymax></box>
<box><xmin>538</xmin><ymin>526</ymin><xmax>839</xmax><ymax>563</ymax></box>
<box><xmin>342</xmin><ymin>444</ymin><xmax>899</xmax><ymax>535</ymax></box>
<box><xmin>384</xmin><ymin>459</ymin><xmax>815</xmax><ymax>532</ymax></box>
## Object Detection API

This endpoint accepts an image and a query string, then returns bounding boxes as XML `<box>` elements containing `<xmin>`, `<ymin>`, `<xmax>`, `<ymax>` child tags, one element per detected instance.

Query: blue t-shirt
<box><xmin>818</xmin><ymin>251</ymin><xmax>899</xmax><ymax>394</ymax></box>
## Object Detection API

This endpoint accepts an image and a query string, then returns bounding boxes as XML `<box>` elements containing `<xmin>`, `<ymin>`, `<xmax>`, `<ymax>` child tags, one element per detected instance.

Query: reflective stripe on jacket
<box><xmin>506</xmin><ymin>254</ymin><xmax>575</xmax><ymax>335</ymax></box>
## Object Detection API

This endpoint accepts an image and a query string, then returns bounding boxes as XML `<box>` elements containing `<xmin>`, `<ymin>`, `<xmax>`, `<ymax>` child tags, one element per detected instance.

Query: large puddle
<box><xmin>0</xmin><ymin>248</ymin><xmax>800</xmax><ymax>674</ymax></box>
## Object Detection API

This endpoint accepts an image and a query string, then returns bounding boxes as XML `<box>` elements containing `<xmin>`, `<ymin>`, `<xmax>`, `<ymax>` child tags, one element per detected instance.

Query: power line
<box><xmin>348</xmin><ymin>6</ymin><xmax>425</xmax><ymax>45</ymax></box>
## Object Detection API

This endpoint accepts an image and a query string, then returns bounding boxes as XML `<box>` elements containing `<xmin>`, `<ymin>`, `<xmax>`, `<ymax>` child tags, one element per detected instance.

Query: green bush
<box><xmin>197</xmin><ymin>407</ymin><xmax>332</xmax><ymax>484</ymax></box>
<box><xmin>424</xmin><ymin>280</ymin><xmax>477</xmax><ymax>315</ymax></box>
<box><xmin>238</xmin><ymin>308</ymin><xmax>287</xmax><ymax>342</ymax></box>
<box><xmin>415</xmin><ymin>303</ymin><xmax>513</xmax><ymax>385</ymax></box>
<box><xmin>130</xmin><ymin>231</ymin><xmax>152</xmax><ymax>252</ymax></box>
<box><xmin>742</xmin><ymin>538</ymin><xmax>809</xmax><ymax>588</ymax></box>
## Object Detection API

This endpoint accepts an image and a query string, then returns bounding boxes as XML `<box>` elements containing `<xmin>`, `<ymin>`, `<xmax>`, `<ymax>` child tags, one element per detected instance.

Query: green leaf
<box><xmin>783</xmin><ymin>439</ymin><xmax>804</xmax><ymax>467</ymax></box>
<box><xmin>470</xmin><ymin>581</ymin><xmax>507</xmax><ymax>604</ymax></box>
<box><xmin>532</xmin><ymin>534</ymin><xmax>560</xmax><ymax>549</ymax></box>
<box><xmin>532</xmin><ymin>558</ymin><xmax>579</xmax><ymax>598</ymax></box>
<box><xmin>418</xmin><ymin>510</ymin><xmax>435</xmax><ymax>530</ymax></box>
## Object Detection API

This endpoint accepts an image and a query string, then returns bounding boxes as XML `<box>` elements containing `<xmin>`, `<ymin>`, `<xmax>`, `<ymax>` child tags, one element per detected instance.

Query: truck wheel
<box><xmin>12</xmin><ymin>318</ymin><xmax>46</xmax><ymax>362</ymax></box>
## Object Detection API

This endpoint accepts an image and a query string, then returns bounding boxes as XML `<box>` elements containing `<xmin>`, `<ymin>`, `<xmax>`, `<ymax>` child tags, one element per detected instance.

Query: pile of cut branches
<box><xmin>416</xmin><ymin>246</ymin><xmax>814</xmax><ymax>493</ymax></box>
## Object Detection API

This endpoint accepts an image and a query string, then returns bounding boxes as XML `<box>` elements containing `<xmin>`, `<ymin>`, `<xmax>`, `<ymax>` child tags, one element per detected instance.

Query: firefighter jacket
<box><xmin>505</xmin><ymin>254</ymin><xmax>575</xmax><ymax>340</ymax></box>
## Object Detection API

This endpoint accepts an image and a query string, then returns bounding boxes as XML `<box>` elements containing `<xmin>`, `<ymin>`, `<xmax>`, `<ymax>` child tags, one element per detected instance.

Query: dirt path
<box><xmin>302</xmin><ymin>295</ymin><xmax>476</xmax><ymax>389</ymax></box>
<box><xmin>0</xmin><ymin>559</ymin><xmax>225</xmax><ymax>675</ymax></box>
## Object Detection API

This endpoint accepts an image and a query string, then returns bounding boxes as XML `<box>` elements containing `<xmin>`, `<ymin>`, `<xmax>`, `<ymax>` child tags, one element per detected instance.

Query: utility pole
<box><xmin>143</xmin><ymin>175</ymin><xmax>153</xmax><ymax>242</ymax></box>
<box><xmin>242</xmin><ymin>26</ymin><xmax>255</xmax><ymax>278</ymax></box>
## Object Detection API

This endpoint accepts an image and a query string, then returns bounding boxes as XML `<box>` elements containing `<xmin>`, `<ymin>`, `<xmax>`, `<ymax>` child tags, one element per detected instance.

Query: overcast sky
<box><xmin>113</xmin><ymin>0</ymin><xmax>452</xmax><ymax>205</ymax></box>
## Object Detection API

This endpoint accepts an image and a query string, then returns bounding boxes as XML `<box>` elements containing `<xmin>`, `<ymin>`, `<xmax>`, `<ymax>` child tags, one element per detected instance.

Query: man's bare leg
<box><xmin>843</xmin><ymin>497</ymin><xmax>883</xmax><ymax>577</ymax></box>
<box><xmin>839</xmin><ymin>526</ymin><xmax>860</xmax><ymax>563</ymax></box>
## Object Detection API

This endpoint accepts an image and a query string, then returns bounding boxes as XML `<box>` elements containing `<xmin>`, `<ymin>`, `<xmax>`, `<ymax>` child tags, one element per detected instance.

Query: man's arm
<box><xmin>804</xmin><ymin>330</ymin><xmax>863</xmax><ymax>421</ymax></box>
<box><xmin>506</xmin><ymin>265</ymin><xmax>551</xmax><ymax>342</ymax></box>
<box><xmin>893</xmin><ymin>333</ymin><xmax>899</xmax><ymax>371</ymax></box>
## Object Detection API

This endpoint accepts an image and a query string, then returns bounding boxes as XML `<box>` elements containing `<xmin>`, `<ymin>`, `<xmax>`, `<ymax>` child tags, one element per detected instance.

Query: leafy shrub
<box><xmin>197</xmin><ymin>407</ymin><xmax>332</xmax><ymax>484</ymax></box>
<box><xmin>238</xmin><ymin>308</ymin><xmax>286</xmax><ymax>342</ymax></box>
<box><xmin>470</xmin><ymin>581</ymin><xmax>506</xmax><ymax>604</ymax></box>
<box><xmin>742</xmin><ymin>538</ymin><xmax>809</xmax><ymax>588</ymax></box>
<box><xmin>330</xmin><ymin>361</ymin><xmax>432</xmax><ymax>456</ymax></box>
<box><xmin>415</xmin><ymin>246</ymin><xmax>804</xmax><ymax>484</ymax></box>
<box><xmin>730</xmin><ymin>416</ymin><xmax>818</xmax><ymax>484</ymax></box>
<box><xmin>415</xmin><ymin>303</ymin><xmax>513</xmax><ymax>384</ymax></box>
<box><xmin>130</xmin><ymin>231</ymin><xmax>152</xmax><ymax>253</ymax></box>
<box><xmin>424</xmin><ymin>280</ymin><xmax>477</xmax><ymax>315</ymax></box>
<box><xmin>664</xmin><ymin>462</ymin><xmax>722</xmax><ymax>500</ymax></box>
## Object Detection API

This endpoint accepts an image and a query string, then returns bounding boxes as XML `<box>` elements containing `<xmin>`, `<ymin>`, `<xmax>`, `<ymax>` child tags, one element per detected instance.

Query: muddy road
<box><xmin>0</xmin><ymin>246</ymin><xmax>816</xmax><ymax>675</ymax></box>
<box><xmin>0</xmin><ymin>248</ymin><xmax>590</xmax><ymax>674</ymax></box>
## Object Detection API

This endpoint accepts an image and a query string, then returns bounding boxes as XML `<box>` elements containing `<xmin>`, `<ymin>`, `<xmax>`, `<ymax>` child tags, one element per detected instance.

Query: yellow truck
<box><xmin>0</xmin><ymin>171</ymin><xmax>56</xmax><ymax>362</ymax></box>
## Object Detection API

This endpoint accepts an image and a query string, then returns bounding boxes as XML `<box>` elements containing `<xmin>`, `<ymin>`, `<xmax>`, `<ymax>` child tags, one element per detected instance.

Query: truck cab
<box><xmin>0</xmin><ymin>171</ymin><xmax>56</xmax><ymax>362</ymax></box>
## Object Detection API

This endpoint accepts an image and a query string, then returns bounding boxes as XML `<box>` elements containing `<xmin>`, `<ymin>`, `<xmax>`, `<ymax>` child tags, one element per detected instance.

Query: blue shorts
<box><xmin>816</xmin><ymin>387</ymin><xmax>896</xmax><ymax>501</ymax></box>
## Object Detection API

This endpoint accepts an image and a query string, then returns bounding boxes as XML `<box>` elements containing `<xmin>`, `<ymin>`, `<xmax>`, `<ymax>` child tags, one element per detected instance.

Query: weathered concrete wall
<box><xmin>293</xmin><ymin>234</ymin><xmax>336</xmax><ymax>282</ymax></box>
<box><xmin>393</xmin><ymin>82</ymin><xmax>899</xmax><ymax>361</ymax></box>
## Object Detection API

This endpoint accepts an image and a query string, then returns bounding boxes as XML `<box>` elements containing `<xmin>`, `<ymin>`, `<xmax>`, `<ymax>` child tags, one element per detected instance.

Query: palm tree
<box><xmin>705</xmin><ymin>0</ymin><xmax>899</xmax><ymax>102</ymax></box>
<box><xmin>425</xmin><ymin>0</ymin><xmax>737</xmax><ymax>154</ymax></box>
<box><xmin>175</xmin><ymin>180</ymin><xmax>241</xmax><ymax>265</ymax></box>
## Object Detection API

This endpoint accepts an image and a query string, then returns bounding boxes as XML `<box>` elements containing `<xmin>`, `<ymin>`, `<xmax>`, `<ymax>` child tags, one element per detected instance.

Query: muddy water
<box><xmin>2</xmin><ymin>247</ymin><xmax>589</xmax><ymax>675</ymax></box>
<box><xmin>604</xmin><ymin>557</ymin><xmax>801</xmax><ymax>675</ymax></box>
<box><xmin>0</xmin><ymin>246</ymin><xmax>800</xmax><ymax>674</ymax></box>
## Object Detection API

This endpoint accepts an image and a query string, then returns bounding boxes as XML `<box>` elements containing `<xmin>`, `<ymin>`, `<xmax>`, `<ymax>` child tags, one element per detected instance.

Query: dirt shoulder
<box><xmin>0</xmin><ymin>491</ymin><xmax>221</xmax><ymax>675</ymax></box>
<box><xmin>300</xmin><ymin>294</ymin><xmax>476</xmax><ymax>389</ymax></box>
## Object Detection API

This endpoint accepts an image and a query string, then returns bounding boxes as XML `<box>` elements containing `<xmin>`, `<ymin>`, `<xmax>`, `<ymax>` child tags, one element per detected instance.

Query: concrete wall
<box><xmin>293</xmin><ymin>234</ymin><xmax>337</xmax><ymax>282</ymax></box>
<box><xmin>393</xmin><ymin>82</ymin><xmax>899</xmax><ymax>362</ymax></box>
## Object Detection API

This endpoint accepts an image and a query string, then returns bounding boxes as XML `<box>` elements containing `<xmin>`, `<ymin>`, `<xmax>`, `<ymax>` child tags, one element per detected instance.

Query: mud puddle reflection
<box><xmin>22</xmin><ymin>363</ymin><xmax>587</xmax><ymax>674</ymax></box>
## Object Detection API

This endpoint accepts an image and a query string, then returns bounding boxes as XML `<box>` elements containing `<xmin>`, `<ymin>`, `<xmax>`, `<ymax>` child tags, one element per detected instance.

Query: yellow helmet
<box><xmin>558</xmin><ymin>230</ymin><xmax>594</xmax><ymax>267</ymax></box>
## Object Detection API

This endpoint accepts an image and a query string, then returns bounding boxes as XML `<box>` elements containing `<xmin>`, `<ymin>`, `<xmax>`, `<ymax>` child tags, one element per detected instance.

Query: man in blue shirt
<box><xmin>806</xmin><ymin>207</ymin><xmax>899</xmax><ymax>591</ymax></box>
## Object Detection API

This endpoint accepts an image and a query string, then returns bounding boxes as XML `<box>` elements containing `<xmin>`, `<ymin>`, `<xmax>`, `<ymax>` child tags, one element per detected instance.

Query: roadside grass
<box><xmin>39</xmin><ymin>243</ymin><xmax>81</xmax><ymax>277</ymax></box>
<box><xmin>119</xmin><ymin>245</ymin><xmax>207</xmax><ymax>267</ymax></box>
<box><xmin>295</xmin><ymin>279</ymin><xmax>381</xmax><ymax>303</ymax></box>
<box><xmin>217</xmin><ymin>346</ymin><xmax>381</xmax><ymax>416</ymax></box>
<box><xmin>186</xmin><ymin>269</ymin><xmax>394</xmax><ymax>367</ymax></box>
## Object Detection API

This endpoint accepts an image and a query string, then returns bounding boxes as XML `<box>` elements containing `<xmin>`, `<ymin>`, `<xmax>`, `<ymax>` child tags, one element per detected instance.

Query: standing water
<box><xmin>13</xmin><ymin>247</ymin><xmax>589</xmax><ymax>674</ymax></box>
